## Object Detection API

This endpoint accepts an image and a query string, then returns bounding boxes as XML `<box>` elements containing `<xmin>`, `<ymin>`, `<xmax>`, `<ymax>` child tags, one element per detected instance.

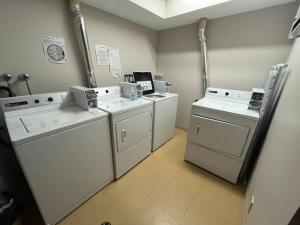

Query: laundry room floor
<box><xmin>58</xmin><ymin>128</ymin><xmax>245</xmax><ymax>225</ymax></box>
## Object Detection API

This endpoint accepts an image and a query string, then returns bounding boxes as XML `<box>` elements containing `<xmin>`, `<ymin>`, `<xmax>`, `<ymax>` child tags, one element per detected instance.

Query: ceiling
<box><xmin>80</xmin><ymin>0</ymin><xmax>295</xmax><ymax>30</ymax></box>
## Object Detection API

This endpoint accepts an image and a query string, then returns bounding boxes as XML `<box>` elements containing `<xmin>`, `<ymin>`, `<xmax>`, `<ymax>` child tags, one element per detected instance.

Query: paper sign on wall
<box><xmin>95</xmin><ymin>45</ymin><xmax>109</xmax><ymax>65</ymax></box>
<box><xmin>41</xmin><ymin>34</ymin><xmax>67</xmax><ymax>64</ymax></box>
<box><xmin>108</xmin><ymin>48</ymin><xmax>122</xmax><ymax>78</ymax></box>
<box><xmin>94</xmin><ymin>44</ymin><xmax>122</xmax><ymax>78</ymax></box>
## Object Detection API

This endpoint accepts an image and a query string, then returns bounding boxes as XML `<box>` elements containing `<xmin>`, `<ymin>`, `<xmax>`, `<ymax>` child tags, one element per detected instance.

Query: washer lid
<box><xmin>21</xmin><ymin>107</ymin><xmax>84</xmax><ymax>133</ymax></box>
<box><xmin>6</xmin><ymin>106</ymin><xmax>108</xmax><ymax>145</ymax></box>
<box><xmin>97</xmin><ymin>97</ymin><xmax>152</xmax><ymax>115</ymax></box>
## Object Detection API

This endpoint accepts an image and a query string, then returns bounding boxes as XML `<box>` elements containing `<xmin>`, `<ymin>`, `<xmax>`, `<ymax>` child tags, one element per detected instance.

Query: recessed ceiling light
<box><xmin>129</xmin><ymin>0</ymin><xmax>232</xmax><ymax>18</ymax></box>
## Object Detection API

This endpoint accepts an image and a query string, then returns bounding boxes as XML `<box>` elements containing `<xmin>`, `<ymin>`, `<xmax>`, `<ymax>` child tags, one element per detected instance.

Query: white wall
<box><xmin>0</xmin><ymin>0</ymin><xmax>157</xmax><ymax>96</ymax></box>
<box><xmin>0</xmin><ymin>0</ymin><xmax>85</xmax><ymax>96</ymax></box>
<box><xmin>242</xmin><ymin>38</ymin><xmax>300</xmax><ymax>225</ymax></box>
<box><xmin>157</xmin><ymin>2</ymin><xmax>297</xmax><ymax>129</ymax></box>
<box><xmin>82</xmin><ymin>4</ymin><xmax>157</xmax><ymax>87</ymax></box>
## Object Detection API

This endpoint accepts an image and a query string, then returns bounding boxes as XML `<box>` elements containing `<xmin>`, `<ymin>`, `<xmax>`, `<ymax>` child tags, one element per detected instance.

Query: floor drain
<box><xmin>101</xmin><ymin>222</ymin><xmax>111</xmax><ymax>225</ymax></box>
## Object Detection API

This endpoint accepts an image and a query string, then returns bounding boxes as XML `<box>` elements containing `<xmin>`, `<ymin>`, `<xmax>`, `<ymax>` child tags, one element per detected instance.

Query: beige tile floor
<box><xmin>58</xmin><ymin>128</ymin><xmax>245</xmax><ymax>225</ymax></box>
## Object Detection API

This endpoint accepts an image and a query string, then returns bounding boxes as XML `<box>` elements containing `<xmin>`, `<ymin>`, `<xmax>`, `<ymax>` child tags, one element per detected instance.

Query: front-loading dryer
<box><xmin>185</xmin><ymin>88</ymin><xmax>259</xmax><ymax>183</ymax></box>
<box><xmin>95</xmin><ymin>86</ymin><xmax>153</xmax><ymax>179</ymax></box>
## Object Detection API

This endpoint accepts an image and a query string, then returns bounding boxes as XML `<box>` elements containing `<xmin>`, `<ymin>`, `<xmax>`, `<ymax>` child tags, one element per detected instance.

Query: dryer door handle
<box><xmin>196</xmin><ymin>126</ymin><xmax>200</xmax><ymax>134</ymax></box>
<box><xmin>121</xmin><ymin>129</ymin><xmax>127</xmax><ymax>142</ymax></box>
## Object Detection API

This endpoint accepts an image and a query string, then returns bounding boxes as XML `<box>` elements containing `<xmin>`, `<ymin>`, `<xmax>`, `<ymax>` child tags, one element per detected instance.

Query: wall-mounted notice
<box><xmin>95</xmin><ymin>44</ymin><xmax>109</xmax><ymax>65</ymax></box>
<box><xmin>41</xmin><ymin>34</ymin><xmax>67</xmax><ymax>64</ymax></box>
<box><xmin>109</xmin><ymin>48</ymin><xmax>122</xmax><ymax>78</ymax></box>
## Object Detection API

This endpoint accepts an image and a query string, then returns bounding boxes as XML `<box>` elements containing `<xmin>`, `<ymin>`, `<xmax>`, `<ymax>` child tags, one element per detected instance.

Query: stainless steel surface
<box><xmin>198</xmin><ymin>18</ymin><xmax>208</xmax><ymax>96</ymax></box>
<box><xmin>69</xmin><ymin>0</ymin><xmax>97</xmax><ymax>88</ymax></box>
<box><xmin>19</xmin><ymin>73</ymin><xmax>32</xmax><ymax>95</ymax></box>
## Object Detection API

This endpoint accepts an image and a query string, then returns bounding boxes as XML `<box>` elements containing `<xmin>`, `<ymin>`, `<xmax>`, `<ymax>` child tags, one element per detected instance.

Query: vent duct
<box><xmin>69</xmin><ymin>0</ymin><xmax>97</xmax><ymax>88</ymax></box>
<box><xmin>198</xmin><ymin>18</ymin><xmax>208</xmax><ymax>96</ymax></box>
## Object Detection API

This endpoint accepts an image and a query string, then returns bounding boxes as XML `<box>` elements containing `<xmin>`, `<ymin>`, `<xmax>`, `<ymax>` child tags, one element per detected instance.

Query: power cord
<box><xmin>0</xmin><ymin>127</ymin><xmax>12</xmax><ymax>150</ymax></box>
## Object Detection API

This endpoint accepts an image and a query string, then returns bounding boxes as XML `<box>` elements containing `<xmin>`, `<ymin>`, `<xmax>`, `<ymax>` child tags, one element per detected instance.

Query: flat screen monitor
<box><xmin>133</xmin><ymin>72</ymin><xmax>155</xmax><ymax>95</ymax></box>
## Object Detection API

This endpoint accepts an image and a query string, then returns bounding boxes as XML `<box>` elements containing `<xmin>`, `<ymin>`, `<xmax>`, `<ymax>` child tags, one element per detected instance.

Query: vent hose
<box><xmin>198</xmin><ymin>18</ymin><xmax>208</xmax><ymax>96</ymax></box>
<box><xmin>69</xmin><ymin>0</ymin><xmax>97</xmax><ymax>88</ymax></box>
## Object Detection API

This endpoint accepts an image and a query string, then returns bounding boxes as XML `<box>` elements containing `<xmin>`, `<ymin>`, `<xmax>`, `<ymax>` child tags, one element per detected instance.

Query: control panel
<box><xmin>206</xmin><ymin>87</ymin><xmax>252</xmax><ymax>104</ymax></box>
<box><xmin>84</xmin><ymin>90</ymin><xmax>98</xmax><ymax>108</ymax></box>
<box><xmin>248</xmin><ymin>88</ymin><xmax>265</xmax><ymax>111</ymax></box>
<box><xmin>69</xmin><ymin>86</ymin><xmax>98</xmax><ymax>110</ymax></box>
<box><xmin>0</xmin><ymin>93</ymin><xmax>65</xmax><ymax>112</ymax></box>
<box><xmin>95</xmin><ymin>86</ymin><xmax>121</xmax><ymax>98</ymax></box>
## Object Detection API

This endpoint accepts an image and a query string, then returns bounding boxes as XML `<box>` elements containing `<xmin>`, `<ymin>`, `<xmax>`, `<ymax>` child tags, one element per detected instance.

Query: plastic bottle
<box><xmin>130</xmin><ymin>87</ymin><xmax>135</xmax><ymax>101</ymax></box>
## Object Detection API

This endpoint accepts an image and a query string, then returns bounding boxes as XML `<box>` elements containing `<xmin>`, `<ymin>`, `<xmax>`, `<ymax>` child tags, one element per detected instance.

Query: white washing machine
<box><xmin>132</xmin><ymin>72</ymin><xmax>178</xmax><ymax>151</ymax></box>
<box><xmin>0</xmin><ymin>92</ymin><xmax>114</xmax><ymax>225</ymax></box>
<box><xmin>185</xmin><ymin>87</ymin><xmax>259</xmax><ymax>183</ymax></box>
<box><xmin>142</xmin><ymin>93</ymin><xmax>178</xmax><ymax>151</ymax></box>
<box><xmin>95</xmin><ymin>86</ymin><xmax>153</xmax><ymax>179</ymax></box>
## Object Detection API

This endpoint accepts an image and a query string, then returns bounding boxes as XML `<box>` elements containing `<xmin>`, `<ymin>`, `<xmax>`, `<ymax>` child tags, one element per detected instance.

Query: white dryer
<box><xmin>185</xmin><ymin>88</ymin><xmax>259</xmax><ymax>183</ymax></box>
<box><xmin>0</xmin><ymin>92</ymin><xmax>114</xmax><ymax>225</ymax></box>
<box><xmin>95</xmin><ymin>86</ymin><xmax>153</xmax><ymax>179</ymax></box>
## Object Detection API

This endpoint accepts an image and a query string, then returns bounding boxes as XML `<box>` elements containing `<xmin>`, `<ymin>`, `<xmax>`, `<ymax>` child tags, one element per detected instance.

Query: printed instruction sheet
<box><xmin>95</xmin><ymin>45</ymin><xmax>109</xmax><ymax>65</ymax></box>
<box><xmin>108</xmin><ymin>48</ymin><xmax>122</xmax><ymax>78</ymax></box>
<box><xmin>94</xmin><ymin>44</ymin><xmax>122</xmax><ymax>78</ymax></box>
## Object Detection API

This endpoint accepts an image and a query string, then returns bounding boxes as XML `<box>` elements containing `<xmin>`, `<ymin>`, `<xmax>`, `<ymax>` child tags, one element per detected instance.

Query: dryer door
<box><xmin>116</xmin><ymin>111</ymin><xmax>152</xmax><ymax>153</ymax></box>
<box><xmin>188</xmin><ymin>115</ymin><xmax>250</xmax><ymax>158</ymax></box>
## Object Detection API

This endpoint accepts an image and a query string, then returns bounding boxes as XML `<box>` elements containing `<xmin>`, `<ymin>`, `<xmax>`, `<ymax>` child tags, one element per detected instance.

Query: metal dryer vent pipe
<box><xmin>69</xmin><ymin>0</ymin><xmax>97</xmax><ymax>88</ymax></box>
<box><xmin>198</xmin><ymin>18</ymin><xmax>208</xmax><ymax>96</ymax></box>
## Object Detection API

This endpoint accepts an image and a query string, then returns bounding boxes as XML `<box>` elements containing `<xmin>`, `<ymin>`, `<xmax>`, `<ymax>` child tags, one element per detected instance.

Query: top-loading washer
<box><xmin>132</xmin><ymin>72</ymin><xmax>178</xmax><ymax>151</ymax></box>
<box><xmin>95</xmin><ymin>86</ymin><xmax>153</xmax><ymax>179</ymax></box>
<box><xmin>0</xmin><ymin>91</ymin><xmax>114</xmax><ymax>225</ymax></box>
<box><xmin>142</xmin><ymin>92</ymin><xmax>178</xmax><ymax>150</ymax></box>
<box><xmin>184</xmin><ymin>87</ymin><xmax>259</xmax><ymax>183</ymax></box>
